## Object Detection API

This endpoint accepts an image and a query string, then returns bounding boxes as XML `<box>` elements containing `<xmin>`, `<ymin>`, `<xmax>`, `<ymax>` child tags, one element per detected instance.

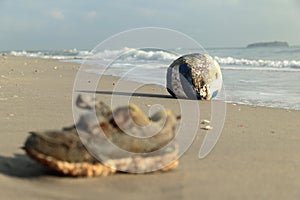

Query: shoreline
<box><xmin>1</xmin><ymin>56</ymin><xmax>300</xmax><ymax>199</ymax></box>
<box><xmin>4</xmin><ymin>50</ymin><xmax>300</xmax><ymax>111</ymax></box>
<box><xmin>8</xmin><ymin>55</ymin><xmax>298</xmax><ymax>111</ymax></box>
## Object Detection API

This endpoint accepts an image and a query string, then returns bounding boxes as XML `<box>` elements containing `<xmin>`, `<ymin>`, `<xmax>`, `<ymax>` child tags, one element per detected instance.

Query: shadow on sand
<box><xmin>76</xmin><ymin>90</ymin><xmax>174</xmax><ymax>99</ymax></box>
<box><xmin>0</xmin><ymin>154</ymin><xmax>60</xmax><ymax>178</ymax></box>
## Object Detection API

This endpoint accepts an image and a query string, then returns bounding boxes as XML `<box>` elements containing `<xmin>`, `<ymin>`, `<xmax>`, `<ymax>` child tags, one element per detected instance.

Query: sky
<box><xmin>1</xmin><ymin>0</ymin><xmax>300</xmax><ymax>50</ymax></box>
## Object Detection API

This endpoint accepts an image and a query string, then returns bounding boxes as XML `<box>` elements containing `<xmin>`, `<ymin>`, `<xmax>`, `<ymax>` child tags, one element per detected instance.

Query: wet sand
<box><xmin>1</xmin><ymin>56</ymin><xmax>300</xmax><ymax>200</ymax></box>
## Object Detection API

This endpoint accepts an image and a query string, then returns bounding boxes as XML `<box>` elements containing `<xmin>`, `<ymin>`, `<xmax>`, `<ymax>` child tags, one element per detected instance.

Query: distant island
<box><xmin>247</xmin><ymin>41</ymin><xmax>289</xmax><ymax>48</ymax></box>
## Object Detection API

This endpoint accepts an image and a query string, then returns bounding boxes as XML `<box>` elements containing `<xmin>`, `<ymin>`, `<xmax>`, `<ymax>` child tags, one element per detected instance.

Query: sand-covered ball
<box><xmin>166</xmin><ymin>53</ymin><xmax>222</xmax><ymax>100</ymax></box>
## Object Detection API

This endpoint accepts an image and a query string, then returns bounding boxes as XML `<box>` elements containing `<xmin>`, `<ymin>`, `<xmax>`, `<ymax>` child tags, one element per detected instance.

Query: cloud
<box><xmin>226</xmin><ymin>0</ymin><xmax>240</xmax><ymax>6</ymax></box>
<box><xmin>136</xmin><ymin>7</ymin><xmax>158</xmax><ymax>17</ymax></box>
<box><xmin>49</xmin><ymin>9</ymin><xmax>65</xmax><ymax>20</ymax></box>
<box><xmin>86</xmin><ymin>11</ymin><xmax>97</xmax><ymax>19</ymax></box>
<box><xmin>294</xmin><ymin>0</ymin><xmax>300</xmax><ymax>11</ymax></box>
<box><xmin>211</xmin><ymin>0</ymin><xmax>240</xmax><ymax>6</ymax></box>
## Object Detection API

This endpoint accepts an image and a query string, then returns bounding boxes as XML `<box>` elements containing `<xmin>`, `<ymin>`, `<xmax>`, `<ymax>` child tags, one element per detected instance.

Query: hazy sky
<box><xmin>1</xmin><ymin>0</ymin><xmax>299</xmax><ymax>50</ymax></box>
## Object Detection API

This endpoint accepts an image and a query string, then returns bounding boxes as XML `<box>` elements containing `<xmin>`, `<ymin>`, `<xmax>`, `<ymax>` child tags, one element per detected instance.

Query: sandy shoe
<box><xmin>24</xmin><ymin>95</ymin><xmax>180</xmax><ymax>177</ymax></box>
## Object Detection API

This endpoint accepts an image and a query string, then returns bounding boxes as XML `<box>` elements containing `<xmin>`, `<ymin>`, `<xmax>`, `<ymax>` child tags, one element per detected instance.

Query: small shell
<box><xmin>201</xmin><ymin>119</ymin><xmax>210</xmax><ymax>124</ymax></box>
<box><xmin>202</xmin><ymin>125</ymin><xmax>213</xmax><ymax>130</ymax></box>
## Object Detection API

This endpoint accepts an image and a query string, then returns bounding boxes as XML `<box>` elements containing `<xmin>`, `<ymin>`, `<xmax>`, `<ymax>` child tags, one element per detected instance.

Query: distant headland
<box><xmin>247</xmin><ymin>41</ymin><xmax>289</xmax><ymax>48</ymax></box>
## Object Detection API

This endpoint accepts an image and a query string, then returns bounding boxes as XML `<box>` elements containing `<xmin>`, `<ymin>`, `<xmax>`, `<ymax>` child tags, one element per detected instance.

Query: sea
<box><xmin>4</xmin><ymin>46</ymin><xmax>300</xmax><ymax>110</ymax></box>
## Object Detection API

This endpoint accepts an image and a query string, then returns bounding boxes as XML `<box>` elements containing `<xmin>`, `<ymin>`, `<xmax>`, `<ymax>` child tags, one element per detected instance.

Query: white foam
<box><xmin>91</xmin><ymin>47</ymin><xmax>179</xmax><ymax>62</ymax></box>
<box><xmin>215</xmin><ymin>56</ymin><xmax>300</xmax><ymax>70</ymax></box>
<box><xmin>221</xmin><ymin>66</ymin><xmax>300</xmax><ymax>72</ymax></box>
<box><xmin>9</xmin><ymin>49</ymin><xmax>300</xmax><ymax>72</ymax></box>
<box><xmin>9</xmin><ymin>50</ymin><xmax>92</xmax><ymax>60</ymax></box>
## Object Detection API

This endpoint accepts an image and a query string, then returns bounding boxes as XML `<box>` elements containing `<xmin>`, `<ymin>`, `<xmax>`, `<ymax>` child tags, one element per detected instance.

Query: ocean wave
<box><xmin>215</xmin><ymin>56</ymin><xmax>300</xmax><ymax>69</ymax></box>
<box><xmin>10</xmin><ymin>50</ymin><xmax>43</xmax><ymax>57</ymax></box>
<box><xmin>8</xmin><ymin>49</ymin><xmax>300</xmax><ymax>71</ymax></box>
<box><xmin>91</xmin><ymin>47</ymin><xmax>179</xmax><ymax>62</ymax></box>
<box><xmin>9</xmin><ymin>50</ymin><xmax>93</xmax><ymax>60</ymax></box>
<box><xmin>9</xmin><ymin>47</ymin><xmax>179</xmax><ymax>63</ymax></box>
<box><xmin>221</xmin><ymin>66</ymin><xmax>300</xmax><ymax>72</ymax></box>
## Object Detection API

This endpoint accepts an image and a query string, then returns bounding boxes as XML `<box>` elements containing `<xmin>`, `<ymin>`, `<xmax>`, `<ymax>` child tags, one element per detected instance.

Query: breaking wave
<box><xmin>8</xmin><ymin>47</ymin><xmax>179</xmax><ymax>63</ymax></box>
<box><xmin>215</xmin><ymin>56</ymin><xmax>300</xmax><ymax>70</ymax></box>
<box><xmin>90</xmin><ymin>47</ymin><xmax>179</xmax><ymax>63</ymax></box>
<box><xmin>9</xmin><ymin>49</ymin><xmax>92</xmax><ymax>60</ymax></box>
<box><xmin>6</xmin><ymin>48</ymin><xmax>300</xmax><ymax>72</ymax></box>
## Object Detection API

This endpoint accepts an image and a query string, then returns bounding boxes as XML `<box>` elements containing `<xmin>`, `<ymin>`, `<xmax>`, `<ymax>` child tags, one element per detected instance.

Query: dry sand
<box><xmin>0</xmin><ymin>56</ymin><xmax>300</xmax><ymax>200</ymax></box>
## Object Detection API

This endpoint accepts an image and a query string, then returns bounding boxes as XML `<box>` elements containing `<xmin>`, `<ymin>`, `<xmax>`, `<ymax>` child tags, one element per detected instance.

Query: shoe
<box><xmin>24</xmin><ymin>95</ymin><xmax>180</xmax><ymax>177</ymax></box>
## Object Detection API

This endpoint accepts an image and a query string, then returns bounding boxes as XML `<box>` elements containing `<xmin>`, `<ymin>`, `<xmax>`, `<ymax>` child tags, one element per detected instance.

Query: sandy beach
<box><xmin>1</xmin><ymin>56</ymin><xmax>300</xmax><ymax>200</ymax></box>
